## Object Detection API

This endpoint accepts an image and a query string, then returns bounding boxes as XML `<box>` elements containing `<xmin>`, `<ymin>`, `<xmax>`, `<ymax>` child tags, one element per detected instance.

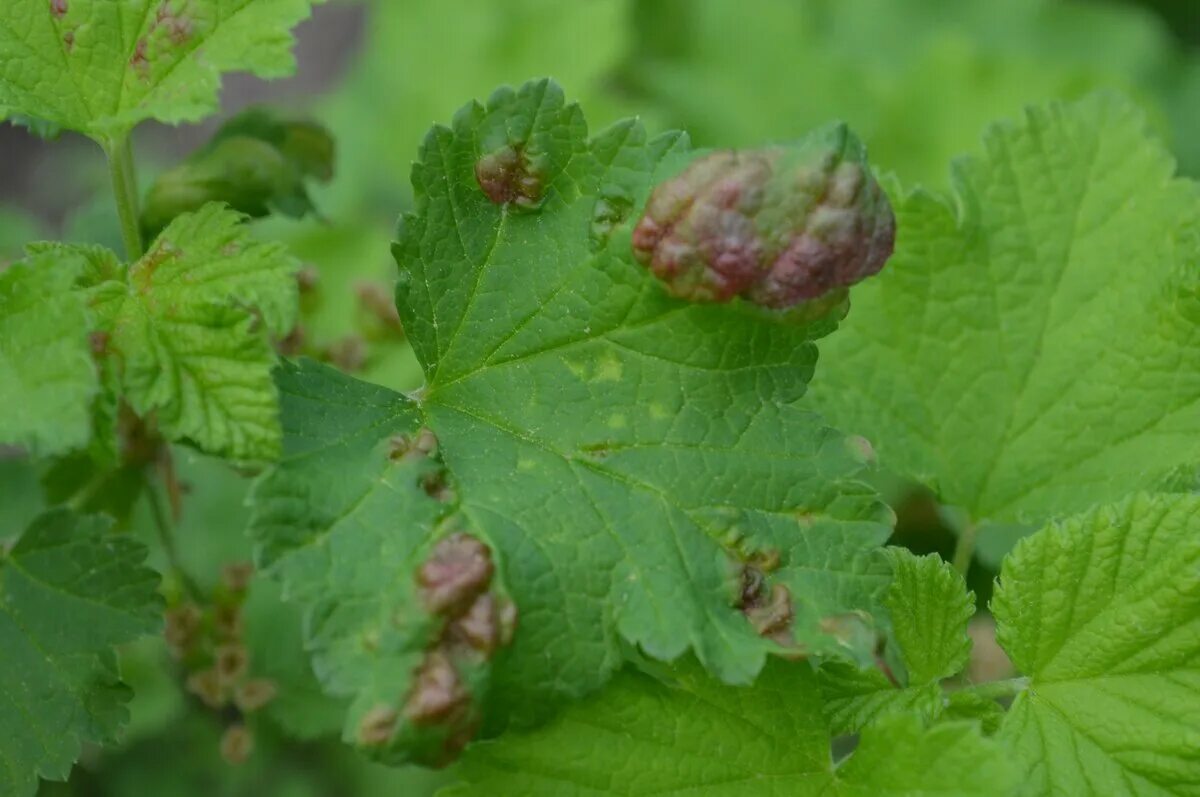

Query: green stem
<box><xmin>957</xmin><ymin>676</ymin><xmax>1030</xmax><ymax>701</ymax></box>
<box><xmin>951</xmin><ymin>520</ymin><xmax>979</xmax><ymax>577</ymax></box>
<box><xmin>105</xmin><ymin>134</ymin><xmax>144</xmax><ymax>260</ymax></box>
<box><xmin>147</xmin><ymin>483</ymin><xmax>204</xmax><ymax>602</ymax></box>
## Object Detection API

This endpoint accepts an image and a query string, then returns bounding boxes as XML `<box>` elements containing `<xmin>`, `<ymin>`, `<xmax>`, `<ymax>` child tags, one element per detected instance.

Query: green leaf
<box><xmin>0</xmin><ymin>509</ymin><xmax>162</xmax><ymax>797</ymax></box>
<box><xmin>252</xmin><ymin>359</ymin><xmax>513</xmax><ymax>766</ymax></box>
<box><xmin>623</xmin><ymin>0</ymin><xmax>1183</xmax><ymax>190</ymax></box>
<box><xmin>250</xmin><ymin>81</ymin><xmax>894</xmax><ymax>760</ymax></box>
<box><xmin>991</xmin><ymin>494</ymin><xmax>1200</xmax><ymax>796</ymax></box>
<box><xmin>0</xmin><ymin>249</ymin><xmax>98</xmax><ymax>455</ymax></box>
<box><xmin>400</xmin><ymin>78</ymin><xmax>892</xmax><ymax>682</ymax></box>
<box><xmin>0</xmin><ymin>0</ymin><xmax>323</xmax><ymax>141</ymax></box>
<box><xmin>441</xmin><ymin>659</ymin><xmax>1016</xmax><ymax>796</ymax></box>
<box><xmin>820</xmin><ymin>549</ymin><xmax>974</xmax><ymax>733</ymax></box>
<box><xmin>141</xmin><ymin>107</ymin><xmax>335</xmax><ymax>238</ymax></box>
<box><xmin>79</xmin><ymin>203</ymin><xmax>299</xmax><ymax>461</ymax></box>
<box><xmin>811</xmin><ymin>93</ymin><xmax>1200</xmax><ymax>525</ymax></box>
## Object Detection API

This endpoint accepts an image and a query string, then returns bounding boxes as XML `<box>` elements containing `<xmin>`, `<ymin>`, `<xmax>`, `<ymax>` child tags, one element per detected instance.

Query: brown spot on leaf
<box><xmin>736</xmin><ymin>555</ymin><xmax>795</xmax><ymax>646</ymax></box>
<box><xmin>389</xmin><ymin>428</ymin><xmax>439</xmax><ymax>461</ymax></box>
<box><xmin>475</xmin><ymin>145</ymin><xmax>543</xmax><ymax>208</ymax></box>
<box><xmin>418</xmin><ymin>533</ymin><xmax>494</xmax><ymax>615</ymax></box>
<box><xmin>130</xmin><ymin>38</ymin><xmax>150</xmax><ymax>76</ymax></box>
<box><xmin>358</xmin><ymin>705</ymin><xmax>399</xmax><ymax>746</ymax></box>
<box><xmin>50</xmin><ymin>0</ymin><xmax>67</xmax><ymax>18</ymax></box>
<box><xmin>404</xmin><ymin>650</ymin><xmax>468</xmax><ymax>725</ymax></box>
<box><xmin>420</xmin><ymin>470</ymin><xmax>456</xmax><ymax>503</ymax></box>
<box><xmin>448</xmin><ymin>593</ymin><xmax>512</xmax><ymax>656</ymax></box>
<box><xmin>63</xmin><ymin>30</ymin><xmax>75</xmax><ymax>51</ymax></box>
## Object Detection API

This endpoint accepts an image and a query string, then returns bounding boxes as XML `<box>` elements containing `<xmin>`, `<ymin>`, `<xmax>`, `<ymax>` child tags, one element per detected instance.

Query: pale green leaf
<box><xmin>811</xmin><ymin>93</ymin><xmax>1200</xmax><ymax>524</ymax></box>
<box><xmin>0</xmin><ymin>0</ymin><xmax>323</xmax><ymax>140</ymax></box>
<box><xmin>84</xmin><ymin>203</ymin><xmax>298</xmax><ymax>460</ymax></box>
<box><xmin>992</xmin><ymin>493</ymin><xmax>1200</xmax><ymax>796</ymax></box>
<box><xmin>0</xmin><ymin>510</ymin><xmax>162</xmax><ymax>797</ymax></box>
<box><xmin>441</xmin><ymin>659</ymin><xmax>1016</xmax><ymax>797</ymax></box>
<box><xmin>0</xmin><ymin>250</ymin><xmax>97</xmax><ymax>455</ymax></box>
<box><xmin>820</xmin><ymin>549</ymin><xmax>974</xmax><ymax>733</ymax></box>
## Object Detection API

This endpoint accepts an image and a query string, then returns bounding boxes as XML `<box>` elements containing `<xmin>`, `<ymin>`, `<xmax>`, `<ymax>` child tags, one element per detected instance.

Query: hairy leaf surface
<box><xmin>0</xmin><ymin>0</ymin><xmax>323</xmax><ymax>140</ymax></box>
<box><xmin>442</xmin><ymin>659</ymin><xmax>1016</xmax><ymax>796</ymax></box>
<box><xmin>992</xmin><ymin>494</ymin><xmax>1200</xmax><ymax>796</ymax></box>
<box><xmin>0</xmin><ymin>510</ymin><xmax>161</xmax><ymax>797</ymax></box>
<box><xmin>811</xmin><ymin>94</ymin><xmax>1200</xmax><ymax>524</ymax></box>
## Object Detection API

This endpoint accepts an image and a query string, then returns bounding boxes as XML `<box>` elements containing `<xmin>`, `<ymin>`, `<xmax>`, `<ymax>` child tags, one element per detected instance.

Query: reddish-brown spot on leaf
<box><xmin>404</xmin><ymin>650</ymin><xmax>468</xmax><ymax>725</ymax></box>
<box><xmin>50</xmin><ymin>0</ymin><xmax>67</xmax><ymax>18</ymax></box>
<box><xmin>418</xmin><ymin>533</ymin><xmax>494</xmax><ymax>615</ymax></box>
<box><xmin>358</xmin><ymin>705</ymin><xmax>399</xmax><ymax>746</ymax></box>
<box><xmin>130</xmin><ymin>38</ymin><xmax>150</xmax><ymax>77</ymax></box>
<box><xmin>88</xmin><ymin>330</ymin><xmax>109</xmax><ymax>357</ymax></box>
<box><xmin>475</xmin><ymin>145</ymin><xmax>544</xmax><ymax>208</ymax></box>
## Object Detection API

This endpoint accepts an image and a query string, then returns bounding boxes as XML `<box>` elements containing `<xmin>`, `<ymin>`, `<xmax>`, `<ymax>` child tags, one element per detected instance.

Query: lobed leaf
<box><xmin>0</xmin><ymin>0</ymin><xmax>324</xmax><ymax>140</ymax></box>
<box><xmin>820</xmin><ymin>548</ymin><xmax>974</xmax><ymax>733</ymax></box>
<box><xmin>992</xmin><ymin>493</ymin><xmax>1200</xmax><ymax>796</ymax></box>
<box><xmin>252</xmin><ymin>79</ymin><xmax>895</xmax><ymax>763</ymax></box>
<box><xmin>80</xmin><ymin>203</ymin><xmax>299</xmax><ymax>461</ymax></box>
<box><xmin>0</xmin><ymin>510</ymin><xmax>162</xmax><ymax>797</ymax></box>
<box><xmin>811</xmin><ymin>93</ymin><xmax>1200</xmax><ymax>525</ymax></box>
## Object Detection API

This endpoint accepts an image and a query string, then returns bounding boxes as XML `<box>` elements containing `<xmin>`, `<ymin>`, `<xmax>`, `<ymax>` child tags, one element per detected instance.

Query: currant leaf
<box><xmin>0</xmin><ymin>0</ymin><xmax>324</xmax><ymax>141</ymax></box>
<box><xmin>811</xmin><ymin>93</ymin><xmax>1200</xmax><ymax>525</ymax></box>
<box><xmin>992</xmin><ymin>494</ymin><xmax>1200</xmax><ymax>796</ymax></box>
<box><xmin>0</xmin><ymin>510</ymin><xmax>162</xmax><ymax>797</ymax></box>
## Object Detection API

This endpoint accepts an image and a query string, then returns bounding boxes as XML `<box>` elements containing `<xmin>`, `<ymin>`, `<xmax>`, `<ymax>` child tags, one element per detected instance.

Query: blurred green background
<box><xmin>1</xmin><ymin>0</ymin><xmax>1196</xmax><ymax>793</ymax></box>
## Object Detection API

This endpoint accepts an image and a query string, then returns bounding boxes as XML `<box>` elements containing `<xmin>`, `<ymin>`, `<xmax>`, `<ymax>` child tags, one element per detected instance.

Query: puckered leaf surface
<box><xmin>77</xmin><ymin>203</ymin><xmax>298</xmax><ymax>461</ymax></box>
<box><xmin>0</xmin><ymin>250</ymin><xmax>97</xmax><ymax>455</ymax></box>
<box><xmin>250</xmin><ymin>79</ymin><xmax>894</xmax><ymax>761</ymax></box>
<box><xmin>820</xmin><ymin>549</ymin><xmax>974</xmax><ymax>733</ymax></box>
<box><xmin>251</xmin><ymin>359</ymin><xmax>486</xmax><ymax>765</ymax></box>
<box><xmin>992</xmin><ymin>494</ymin><xmax>1200</xmax><ymax>796</ymax></box>
<box><xmin>811</xmin><ymin>93</ymin><xmax>1200</xmax><ymax>525</ymax></box>
<box><xmin>441</xmin><ymin>658</ymin><xmax>1016</xmax><ymax>797</ymax></box>
<box><xmin>0</xmin><ymin>0</ymin><xmax>323</xmax><ymax>140</ymax></box>
<box><xmin>0</xmin><ymin>510</ymin><xmax>161</xmax><ymax>797</ymax></box>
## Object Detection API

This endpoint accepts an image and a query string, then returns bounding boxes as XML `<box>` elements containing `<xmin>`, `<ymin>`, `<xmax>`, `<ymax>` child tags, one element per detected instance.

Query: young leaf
<box><xmin>141</xmin><ymin>107</ymin><xmax>335</xmax><ymax>238</ymax></box>
<box><xmin>0</xmin><ymin>0</ymin><xmax>324</xmax><ymax>141</ymax></box>
<box><xmin>820</xmin><ymin>549</ymin><xmax>974</xmax><ymax>733</ymax></box>
<box><xmin>251</xmin><ymin>359</ymin><xmax>515</xmax><ymax>766</ymax></box>
<box><xmin>81</xmin><ymin>203</ymin><xmax>299</xmax><ymax>460</ymax></box>
<box><xmin>441</xmin><ymin>659</ymin><xmax>1016</xmax><ymax>796</ymax></box>
<box><xmin>992</xmin><ymin>493</ymin><xmax>1200</xmax><ymax>796</ymax></box>
<box><xmin>810</xmin><ymin>93</ymin><xmax>1200</xmax><ymax>525</ymax></box>
<box><xmin>0</xmin><ymin>510</ymin><xmax>162</xmax><ymax>797</ymax></box>
<box><xmin>0</xmin><ymin>250</ymin><xmax>98</xmax><ymax>455</ymax></box>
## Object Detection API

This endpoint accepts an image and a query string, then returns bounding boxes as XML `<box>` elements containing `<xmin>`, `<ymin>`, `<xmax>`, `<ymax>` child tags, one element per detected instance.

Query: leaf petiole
<box><xmin>104</xmin><ymin>134</ymin><xmax>144</xmax><ymax>260</ymax></box>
